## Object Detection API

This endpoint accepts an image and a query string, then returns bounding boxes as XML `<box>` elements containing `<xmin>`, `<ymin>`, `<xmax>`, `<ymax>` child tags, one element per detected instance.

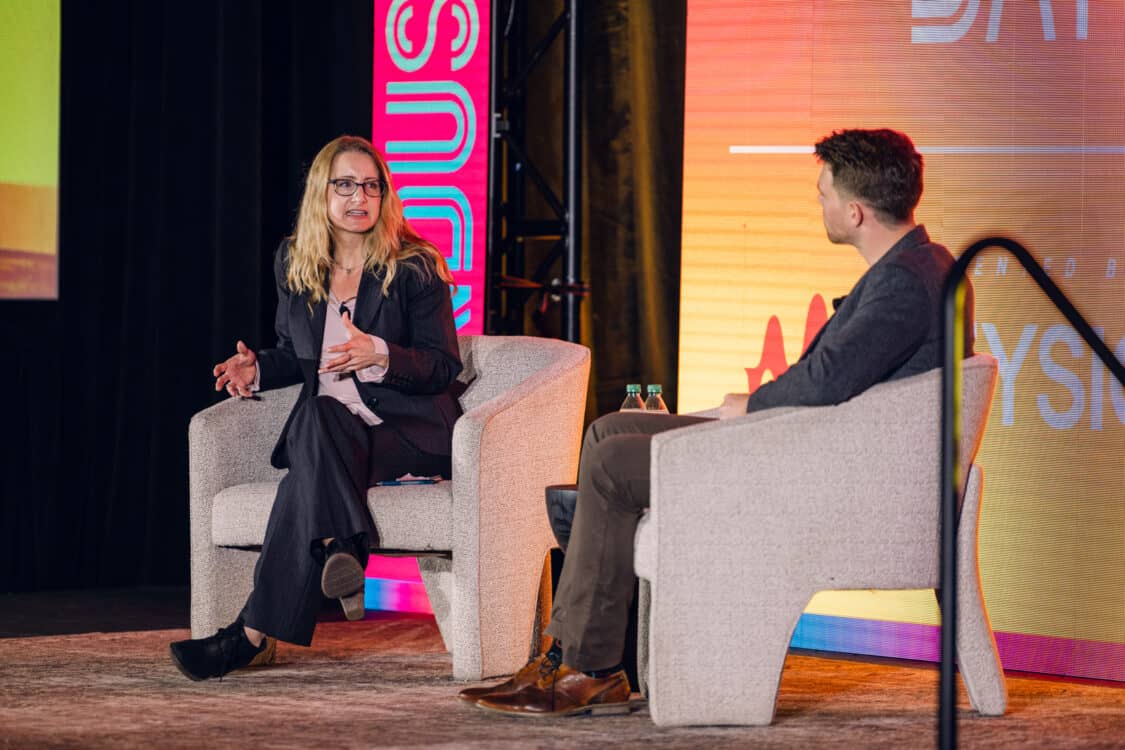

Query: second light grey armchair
<box><xmin>634</xmin><ymin>354</ymin><xmax>1004</xmax><ymax>726</ymax></box>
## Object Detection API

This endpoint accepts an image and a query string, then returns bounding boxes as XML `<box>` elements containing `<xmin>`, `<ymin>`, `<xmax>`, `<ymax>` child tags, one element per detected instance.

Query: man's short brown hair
<box><xmin>814</xmin><ymin>129</ymin><xmax>923</xmax><ymax>224</ymax></box>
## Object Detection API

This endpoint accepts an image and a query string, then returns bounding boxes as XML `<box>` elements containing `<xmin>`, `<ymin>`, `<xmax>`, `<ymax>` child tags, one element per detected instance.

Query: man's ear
<box><xmin>847</xmin><ymin>199</ymin><xmax>865</xmax><ymax>229</ymax></box>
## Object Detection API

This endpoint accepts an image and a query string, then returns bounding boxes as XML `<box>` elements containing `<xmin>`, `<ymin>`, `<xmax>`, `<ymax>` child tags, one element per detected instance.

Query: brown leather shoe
<box><xmin>457</xmin><ymin>653</ymin><xmax>557</xmax><ymax>704</ymax></box>
<box><xmin>476</xmin><ymin>663</ymin><xmax>631</xmax><ymax>718</ymax></box>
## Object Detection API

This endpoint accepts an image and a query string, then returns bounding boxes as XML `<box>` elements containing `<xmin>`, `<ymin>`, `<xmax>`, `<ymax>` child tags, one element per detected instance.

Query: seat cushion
<box><xmin>211</xmin><ymin>481</ymin><xmax>454</xmax><ymax>551</ymax></box>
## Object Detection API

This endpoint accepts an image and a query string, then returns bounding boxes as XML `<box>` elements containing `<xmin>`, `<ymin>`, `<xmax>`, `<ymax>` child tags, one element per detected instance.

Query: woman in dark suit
<box><xmin>170</xmin><ymin>135</ymin><xmax>463</xmax><ymax>680</ymax></box>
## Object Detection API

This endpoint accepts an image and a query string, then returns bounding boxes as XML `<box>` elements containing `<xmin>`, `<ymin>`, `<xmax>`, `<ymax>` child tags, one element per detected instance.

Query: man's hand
<box><xmin>320</xmin><ymin>311</ymin><xmax>389</xmax><ymax>374</ymax></box>
<box><xmin>719</xmin><ymin>392</ymin><xmax>750</xmax><ymax>419</ymax></box>
<box><xmin>213</xmin><ymin>340</ymin><xmax>258</xmax><ymax>398</ymax></box>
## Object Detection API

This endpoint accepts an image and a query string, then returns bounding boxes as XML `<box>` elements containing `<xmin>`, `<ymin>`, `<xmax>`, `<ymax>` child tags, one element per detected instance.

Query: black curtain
<box><xmin>0</xmin><ymin>0</ymin><xmax>373</xmax><ymax>592</ymax></box>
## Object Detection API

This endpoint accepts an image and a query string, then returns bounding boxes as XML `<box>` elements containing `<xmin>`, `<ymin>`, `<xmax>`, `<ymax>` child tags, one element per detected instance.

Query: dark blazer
<box><xmin>256</xmin><ymin>240</ymin><xmax>463</xmax><ymax>468</ymax></box>
<box><xmin>747</xmin><ymin>225</ymin><xmax>974</xmax><ymax>412</ymax></box>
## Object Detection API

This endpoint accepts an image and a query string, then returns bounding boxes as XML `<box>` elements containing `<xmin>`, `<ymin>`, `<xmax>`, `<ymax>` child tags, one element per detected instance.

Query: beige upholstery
<box><xmin>189</xmin><ymin>335</ymin><xmax>590</xmax><ymax>681</ymax></box>
<box><xmin>634</xmin><ymin>354</ymin><xmax>1005</xmax><ymax>726</ymax></box>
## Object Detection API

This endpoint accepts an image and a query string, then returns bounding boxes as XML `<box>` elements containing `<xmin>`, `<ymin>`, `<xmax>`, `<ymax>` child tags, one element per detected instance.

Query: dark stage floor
<box><xmin>0</xmin><ymin>585</ymin><xmax>373</xmax><ymax>638</ymax></box>
<box><xmin>0</xmin><ymin>586</ymin><xmax>191</xmax><ymax>638</ymax></box>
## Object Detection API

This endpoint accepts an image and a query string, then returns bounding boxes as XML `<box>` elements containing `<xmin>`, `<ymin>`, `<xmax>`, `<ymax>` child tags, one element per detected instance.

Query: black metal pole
<box><xmin>939</xmin><ymin>272</ymin><xmax>964</xmax><ymax>750</ymax></box>
<box><xmin>940</xmin><ymin>237</ymin><xmax>1125</xmax><ymax>749</ymax></box>
<box><xmin>562</xmin><ymin>0</ymin><xmax>582</xmax><ymax>343</ymax></box>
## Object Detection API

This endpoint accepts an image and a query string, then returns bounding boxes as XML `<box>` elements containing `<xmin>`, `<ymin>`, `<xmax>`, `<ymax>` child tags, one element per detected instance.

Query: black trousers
<box><xmin>240</xmin><ymin>396</ymin><xmax>449</xmax><ymax>645</ymax></box>
<box><xmin>546</xmin><ymin>411</ymin><xmax>711</xmax><ymax>672</ymax></box>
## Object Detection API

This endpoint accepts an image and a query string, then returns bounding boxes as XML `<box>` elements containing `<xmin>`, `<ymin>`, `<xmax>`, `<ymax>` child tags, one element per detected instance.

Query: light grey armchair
<box><xmin>188</xmin><ymin>335</ymin><xmax>590</xmax><ymax>680</ymax></box>
<box><xmin>634</xmin><ymin>354</ymin><xmax>1004</xmax><ymax>726</ymax></box>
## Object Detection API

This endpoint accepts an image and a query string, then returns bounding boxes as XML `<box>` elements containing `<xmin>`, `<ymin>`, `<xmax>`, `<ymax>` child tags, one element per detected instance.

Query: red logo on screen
<box><xmin>746</xmin><ymin>295</ymin><xmax>828</xmax><ymax>393</ymax></box>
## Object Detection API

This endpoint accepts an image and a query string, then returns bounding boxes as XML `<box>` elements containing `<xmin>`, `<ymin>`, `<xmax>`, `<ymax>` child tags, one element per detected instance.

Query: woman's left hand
<box><xmin>321</xmin><ymin>311</ymin><xmax>390</xmax><ymax>374</ymax></box>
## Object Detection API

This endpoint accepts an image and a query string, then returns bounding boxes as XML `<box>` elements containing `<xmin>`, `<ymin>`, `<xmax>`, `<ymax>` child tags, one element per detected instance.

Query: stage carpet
<box><xmin>0</xmin><ymin>615</ymin><xmax>1120</xmax><ymax>749</ymax></box>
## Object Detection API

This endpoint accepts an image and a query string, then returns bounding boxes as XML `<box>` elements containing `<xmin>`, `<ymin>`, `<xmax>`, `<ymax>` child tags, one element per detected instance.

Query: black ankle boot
<box><xmin>321</xmin><ymin>535</ymin><xmax>369</xmax><ymax>621</ymax></box>
<box><xmin>169</xmin><ymin>619</ymin><xmax>266</xmax><ymax>681</ymax></box>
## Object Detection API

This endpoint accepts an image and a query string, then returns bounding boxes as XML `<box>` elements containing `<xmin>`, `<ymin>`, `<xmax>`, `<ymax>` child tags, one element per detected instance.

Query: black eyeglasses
<box><xmin>328</xmin><ymin>178</ymin><xmax>386</xmax><ymax>197</ymax></box>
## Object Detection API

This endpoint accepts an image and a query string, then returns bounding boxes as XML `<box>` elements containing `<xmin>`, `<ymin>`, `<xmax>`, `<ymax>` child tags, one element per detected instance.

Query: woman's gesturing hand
<box><xmin>321</xmin><ymin>311</ymin><xmax>389</xmax><ymax>374</ymax></box>
<box><xmin>213</xmin><ymin>340</ymin><xmax>258</xmax><ymax>398</ymax></box>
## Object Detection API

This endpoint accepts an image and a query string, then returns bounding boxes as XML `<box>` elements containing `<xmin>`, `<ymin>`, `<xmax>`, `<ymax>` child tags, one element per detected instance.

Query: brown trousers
<box><xmin>545</xmin><ymin>410</ymin><xmax>712</xmax><ymax>671</ymax></box>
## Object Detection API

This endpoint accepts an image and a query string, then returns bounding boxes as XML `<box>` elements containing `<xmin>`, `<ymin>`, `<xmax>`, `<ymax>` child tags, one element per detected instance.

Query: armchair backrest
<box><xmin>836</xmin><ymin>352</ymin><xmax>998</xmax><ymax>500</ymax></box>
<box><xmin>646</xmin><ymin>354</ymin><xmax>999</xmax><ymax>585</ymax></box>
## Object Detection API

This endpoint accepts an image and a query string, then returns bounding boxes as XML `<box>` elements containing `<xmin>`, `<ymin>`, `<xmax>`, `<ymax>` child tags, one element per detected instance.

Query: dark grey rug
<box><xmin>0</xmin><ymin>616</ymin><xmax>1121</xmax><ymax>749</ymax></box>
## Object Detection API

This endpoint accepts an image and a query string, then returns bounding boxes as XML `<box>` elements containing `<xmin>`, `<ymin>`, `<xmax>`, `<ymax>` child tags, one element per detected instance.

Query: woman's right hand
<box><xmin>213</xmin><ymin>340</ymin><xmax>258</xmax><ymax>398</ymax></box>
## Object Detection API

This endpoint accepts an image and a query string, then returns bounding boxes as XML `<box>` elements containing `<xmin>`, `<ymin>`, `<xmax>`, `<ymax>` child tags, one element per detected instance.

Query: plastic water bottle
<box><xmin>620</xmin><ymin>383</ymin><xmax>644</xmax><ymax>411</ymax></box>
<box><xmin>644</xmin><ymin>384</ymin><xmax>669</xmax><ymax>413</ymax></box>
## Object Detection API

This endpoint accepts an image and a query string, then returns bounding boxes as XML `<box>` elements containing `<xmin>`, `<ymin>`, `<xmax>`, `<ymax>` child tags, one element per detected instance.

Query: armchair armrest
<box><xmin>450</xmin><ymin>344</ymin><xmax>590</xmax><ymax>545</ymax></box>
<box><xmin>189</xmin><ymin>387</ymin><xmax>298</xmax><ymax>501</ymax></box>
<box><xmin>187</xmin><ymin>384</ymin><xmax>299</xmax><ymax>636</ymax></box>
<box><xmin>646</xmin><ymin>372</ymin><xmax>951</xmax><ymax>590</ymax></box>
<box><xmin>188</xmin><ymin>386</ymin><xmax>298</xmax><ymax>555</ymax></box>
<box><xmin>643</xmin><ymin>360</ymin><xmax>995</xmax><ymax>589</ymax></box>
<box><xmin>684</xmin><ymin>406</ymin><xmax>721</xmax><ymax>419</ymax></box>
<box><xmin>447</xmin><ymin>342</ymin><xmax>590</xmax><ymax>677</ymax></box>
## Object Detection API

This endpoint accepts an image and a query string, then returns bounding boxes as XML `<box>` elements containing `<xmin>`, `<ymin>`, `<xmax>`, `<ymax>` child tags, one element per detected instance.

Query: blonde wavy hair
<box><xmin>286</xmin><ymin>135</ymin><xmax>454</xmax><ymax>305</ymax></box>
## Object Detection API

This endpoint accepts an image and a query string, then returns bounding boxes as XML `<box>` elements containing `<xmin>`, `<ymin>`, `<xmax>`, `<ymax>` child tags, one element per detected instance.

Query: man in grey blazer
<box><xmin>467</xmin><ymin>128</ymin><xmax>975</xmax><ymax>717</ymax></box>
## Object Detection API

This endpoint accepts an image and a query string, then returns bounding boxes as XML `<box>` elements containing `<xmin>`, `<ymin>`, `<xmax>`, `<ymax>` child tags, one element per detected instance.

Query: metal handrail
<box><xmin>939</xmin><ymin>237</ymin><xmax>1125</xmax><ymax>749</ymax></box>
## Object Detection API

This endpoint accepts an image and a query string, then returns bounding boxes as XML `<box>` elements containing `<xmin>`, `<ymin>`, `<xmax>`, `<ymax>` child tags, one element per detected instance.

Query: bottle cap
<box><xmin>626</xmin><ymin>383</ymin><xmax>641</xmax><ymax>393</ymax></box>
<box><xmin>647</xmin><ymin>384</ymin><xmax>662</xmax><ymax>394</ymax></box>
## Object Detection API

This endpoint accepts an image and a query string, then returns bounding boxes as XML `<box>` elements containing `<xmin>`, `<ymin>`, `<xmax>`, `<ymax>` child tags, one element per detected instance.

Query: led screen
<box><xmin>371</xmin><ymin>0</ymin><xmax>489</xmax><ymax>334</ymax></box>
<box><xmin>0</xmin><ymin>0</ymin><xmax>59</xmax><ymax>299</ymax></box>
<box><xmin>679</xmin><ymin>0</ymin><xmax>1123</xmax><ymax>680</ymax></box>
<box><xmin>365</xmin><ymin>0</ymin><xmax>490</xmax><ymax>611</ymax></box>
